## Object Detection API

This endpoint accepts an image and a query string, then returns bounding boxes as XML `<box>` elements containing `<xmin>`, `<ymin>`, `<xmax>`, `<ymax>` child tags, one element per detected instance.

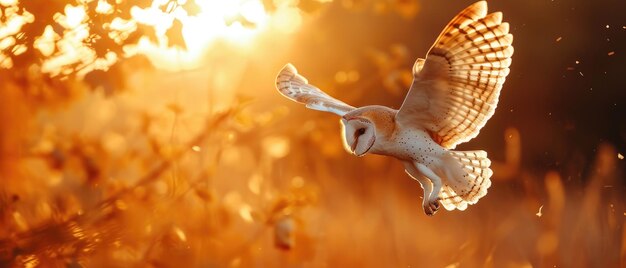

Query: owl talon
<box><xmin>423</xmin><ymin>199</ymin><xmax>440</xmax><ymax>216</ymax></box>
<box><xmin>423</xmin><ymin>206</ymin><xmax>434</xmax><ymax>216</ymax></box>
<box><xmin>432</xmin><ymin>199</ymin><xmax>440</xmax><ymax>210</ymax></box>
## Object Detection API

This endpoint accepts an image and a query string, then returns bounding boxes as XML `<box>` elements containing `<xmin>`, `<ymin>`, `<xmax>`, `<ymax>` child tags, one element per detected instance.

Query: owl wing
<box><xmin>396</xmin><ymin>1</ymin><xmax>513</xmax><ymax>149</ymax></box>
<box><xmin>276</xmin><ymin>63</ymin><xmax>356</xmax><ymax>116</ymax></box>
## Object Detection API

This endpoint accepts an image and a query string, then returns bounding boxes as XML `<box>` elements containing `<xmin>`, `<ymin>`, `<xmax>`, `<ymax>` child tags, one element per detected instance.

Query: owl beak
<box><xmin>350</xmin><ymin>140</ymin><xmax>358</xmax><ymax>154</ymax></box>
<box><xmin>351</xmin><ymin>134</ymin><xmax>375</xmax><ymax>157</ymax></box>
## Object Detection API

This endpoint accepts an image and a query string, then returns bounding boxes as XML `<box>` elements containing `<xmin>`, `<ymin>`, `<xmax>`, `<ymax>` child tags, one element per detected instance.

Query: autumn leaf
<box><xmin>182</xmin><ymin>0</ymin><xmax>202</xmax><ymax>16</ymax></box>
<box><xmin>165</xmin><ymin>19</ymin><xmax>187</xmax><ymax>49</ymax></box>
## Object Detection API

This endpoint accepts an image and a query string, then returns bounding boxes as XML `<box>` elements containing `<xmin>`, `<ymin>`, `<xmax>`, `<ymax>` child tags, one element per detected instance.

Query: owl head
<box><xmin>341</xmin><ymin>116</ymin><xmax>376</xmax><ymax>156</ymax></box>
<box><xmin>340</xmin><ymin>105</ymin><xmax>396</xmax><ymax>156</ymax></box>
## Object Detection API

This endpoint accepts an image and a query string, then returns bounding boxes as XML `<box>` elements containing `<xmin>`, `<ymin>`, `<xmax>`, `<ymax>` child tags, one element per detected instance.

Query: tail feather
<box><xmin>439</xmin><ymin>150</ymin><xmax>493</xmax><ymax>211</ymax></box>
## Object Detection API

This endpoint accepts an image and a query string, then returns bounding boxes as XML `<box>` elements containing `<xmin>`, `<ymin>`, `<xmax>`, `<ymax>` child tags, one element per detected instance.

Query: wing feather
<box><xmin>397</xmin><ymin>1</ymin><xmax>513</xmax><ymax>149</ymax></box>
<box><xmin>275</xmin><ymin>64</ymin><xmax>355</xmax><ymax>116</ymax></box>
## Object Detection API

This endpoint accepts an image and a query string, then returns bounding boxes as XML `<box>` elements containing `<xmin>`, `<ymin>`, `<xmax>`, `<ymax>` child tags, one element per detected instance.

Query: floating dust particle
<box><xmin>618</xmin><ymin>153</ymin><xmax>624</xmax><ymax>160</ymax></box>
<box><xmin>536</xmin><ymin>205</ymin><xmax>543</xmax><ymax>217</ymax></box>
<box><xmin>606</xmin><ymin>25</ymin><xmax>610</xmax><ymax>29</ymax></box>
<box><xmin>192</xmin><ymin>145</ymin><xmax>201</xmax><ymax>152</ymax></box>
<box><xmin>579</xmin><ymin>72</ymin><xmax>584</xmax><ymax>77</ymax></box>
<box><xmin>173</xmin><ymin>226</ymin><xmax>187</xmax><ymax>242</ymax></box>
<box><xmin>566</xmin><ymin>67</ymin><xmax>575</xmax><ymax>71</ymax></box>
<box><xmin>556</xmin><ymin>36</ymin><xmax>562</xmax><ymax>42</ymax></box>
<box><xmin>608</xmin><ymin>51</ymin><xmax>615</xmax><ymax>56</ymax></box>
<box><xmin>575</xmin><ymin>60</ymin><xmax>580</xmax><ymax>64</ymax></box>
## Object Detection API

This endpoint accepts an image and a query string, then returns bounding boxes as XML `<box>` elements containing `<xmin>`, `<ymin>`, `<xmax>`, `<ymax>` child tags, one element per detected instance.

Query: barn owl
<box><xmin>275</xmin><ymin>1</ymin><xmax>513</xmax><ymax>215</ymax></box>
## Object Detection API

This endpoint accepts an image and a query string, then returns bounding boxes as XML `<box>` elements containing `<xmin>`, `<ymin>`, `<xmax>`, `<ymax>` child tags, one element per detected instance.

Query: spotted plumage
<box><xmin>275</xmin><ymin>1</ymin><xmax>513</xmax><ymax>215</ymax></box>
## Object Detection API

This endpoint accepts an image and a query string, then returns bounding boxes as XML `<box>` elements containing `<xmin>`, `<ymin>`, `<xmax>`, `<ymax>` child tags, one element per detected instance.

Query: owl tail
<box><xmin>439</xmin><ymin>150</ymin><xmax>493</xmax><ymax>211</ymax></box>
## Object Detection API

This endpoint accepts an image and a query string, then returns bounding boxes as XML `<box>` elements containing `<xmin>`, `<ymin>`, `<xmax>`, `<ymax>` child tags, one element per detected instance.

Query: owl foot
<box><xmin>423</xmin><ymin>198</ymin><xmax>440</xmax><ymax>216</ymax></box>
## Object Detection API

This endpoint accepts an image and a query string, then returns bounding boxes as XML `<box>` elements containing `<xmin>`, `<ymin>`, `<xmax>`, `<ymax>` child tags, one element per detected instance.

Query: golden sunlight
<box><xmin>0</xmin><ymin>0</ymin><xmax>313</xmax><ymax>75</ymax></box>
<box><xmin>128</xmin><ymin>0</ymin><xmax>291</xmax><ymax>70</ymax></box>
<box><xmin>2</xmin><ymin>1</ymin><xmax>626</xmax><ymax>267</ymax></box>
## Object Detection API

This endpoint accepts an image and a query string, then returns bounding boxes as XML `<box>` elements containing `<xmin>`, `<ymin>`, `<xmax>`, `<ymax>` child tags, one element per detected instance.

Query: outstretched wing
<box><xmin>396</xmin><ymin>1</ymin><xmax>513</xmax><ymax>149</ymax></box>
<box><xmin>276</xmin><ymin>63</ymin><xmax>355</xmax><ymax>116</ymax></box>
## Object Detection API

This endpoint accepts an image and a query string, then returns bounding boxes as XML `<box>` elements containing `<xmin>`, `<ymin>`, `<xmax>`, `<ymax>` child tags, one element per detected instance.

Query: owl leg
<box><xmin>404</xmin><ymin>162</ymin><xmax>441</xmax><ymax>216</ymax></box>
<box><xmin>415</xmin><ymin>163</ymin><xmax>442</xmax><ymax>215</ymax></box>
<box><xmin>403</xmin><ymin>162</ymin><xmax>433</xmax><ymax>214</ymax></box>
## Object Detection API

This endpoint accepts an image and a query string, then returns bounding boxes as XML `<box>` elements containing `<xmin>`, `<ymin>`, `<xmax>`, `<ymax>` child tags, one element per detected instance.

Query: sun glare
<box><xmin>128</xmin><ymin>0</ymin><xmax>277</xmax><ymax>70</ymax></box>
<box><xmin>0</xmin><ymin>0</ymin><xmax>311</xmax><ymax>74</ymax></box>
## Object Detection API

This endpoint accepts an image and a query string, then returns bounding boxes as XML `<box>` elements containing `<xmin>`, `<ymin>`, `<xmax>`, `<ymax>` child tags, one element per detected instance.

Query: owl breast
<box><xmin>372</xmin><ymin>127</ymin><xmax>446</xmax><ymax>164</ymax></box>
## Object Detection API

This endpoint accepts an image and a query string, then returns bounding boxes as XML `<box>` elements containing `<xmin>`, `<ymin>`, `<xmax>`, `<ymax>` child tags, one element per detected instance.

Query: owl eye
<box><xmin>356</xmin><ymin>128</ymin><xmax>366</xmax><ymax>136</ymax></box>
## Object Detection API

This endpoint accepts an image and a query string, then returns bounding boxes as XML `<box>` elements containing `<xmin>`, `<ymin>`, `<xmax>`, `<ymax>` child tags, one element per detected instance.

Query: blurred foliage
<box><xmin>1</xmin><ymin>0</ymin><xmax>625</xmax><ymax>267</ymax></box>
